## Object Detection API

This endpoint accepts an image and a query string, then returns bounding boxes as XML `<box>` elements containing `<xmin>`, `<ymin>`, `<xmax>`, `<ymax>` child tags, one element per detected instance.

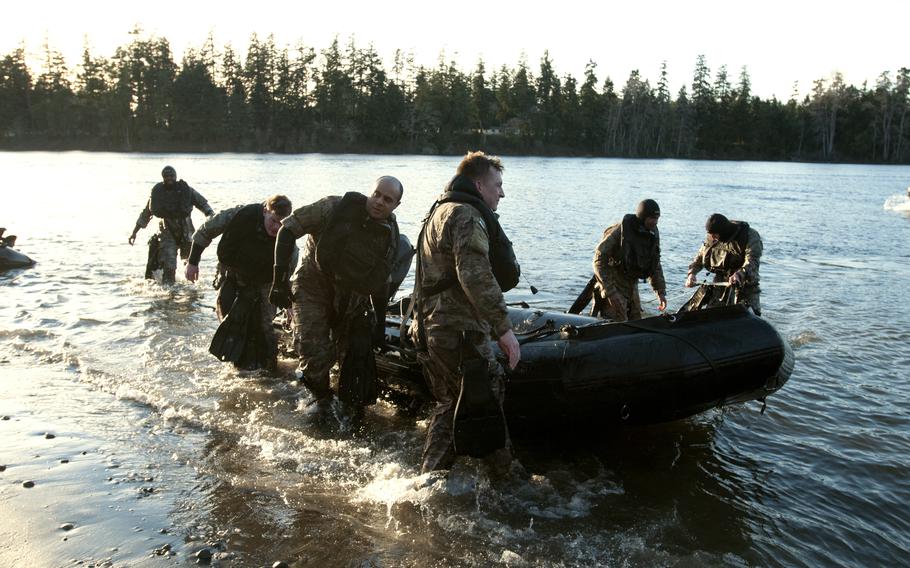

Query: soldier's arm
<box><xmin>687</xmin><ymin>242</ymin><xmax>708</xmax><ymax>277</ymax></box>
<box><xmin>190</xmin><ymin>187</ymin><xmax>215</xmax><ymax>217</ymax></box>
<box><xmin>135</xmin><ymin>199</ymin><xmax>153</xmax><ymax>230</ymax></box>
<box><xmin>130</xmin><ymin>199</ymin><xmax>154</xmax><ymax>244</ymax></box>
<box><xmin>737</xmin><ymin>230</ymin><xmax>763</xmax><ymax>284</ymax></box>
<box><xmin>280</xmin><ymin>196</ymin><xmax>340</xmax><ymax>239</ymax></box>
<box><xmin>592</xmin><ymin>225</ymin><xmax>620</xmax><ymax>296</ymax></box>
<box><xmin>452</xmin><ymin>213</ymin><xmax>512</xmax><ymax>338</ymax></box>
<box><xmin>187</xmin><ymin>206</ymin><xmax>243</xmax><ymax>265</ymax></box>
<box><xmin>649</xmin><ymin>244</ymin><xmax>667</xmax><ymax>295</ymax></box>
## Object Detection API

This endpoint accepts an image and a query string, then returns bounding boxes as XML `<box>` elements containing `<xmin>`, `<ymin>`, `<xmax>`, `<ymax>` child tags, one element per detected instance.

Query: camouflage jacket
<box><xmin>192</xmin><ymin>205</ymin><xmax>298</xmax><ymax>278</ymax></box>
<box><xmin>135</xmin><ymin>182</ymin><xmax>213</xmax><ymax>243</ymax></box>
<box><xmin>191</xmin><ymin>205</ymin><xmax>245</xmax><ymax>249</ymax></box>
<box><xmin>414</xmin><ymin>201</ymin><xmax>512</xmax><ymax>339</ymax></box>
<box><xmin>688</xmin><ymin>226</ymin><xmax>762</xmax><ymax>285</ymax></box>
<box><xmin>593</xmin><ymin>221</ymin><xmax>666</xmax><ymax>297</ymax></box>
<box><xmin>280</xmin><ymin>195</ymin><xmax>396</xmax><ymax>285</ymax></box>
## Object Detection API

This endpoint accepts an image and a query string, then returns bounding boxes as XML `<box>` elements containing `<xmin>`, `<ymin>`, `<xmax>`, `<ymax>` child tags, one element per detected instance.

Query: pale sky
<box><xmin>3</xmin><ymin>0</ymin><xmax>905</xmax><ymax>101</ymax></box>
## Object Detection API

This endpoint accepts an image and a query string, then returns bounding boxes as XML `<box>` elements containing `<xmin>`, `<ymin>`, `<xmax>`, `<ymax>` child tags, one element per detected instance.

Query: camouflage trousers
<box><xmin>735</xmin><ymin>285</ymin><xmax>762</xmax><ymax>316</ymax></box>
<box><xmin>291</xmin><ymin>272</ymin><xmax>338</xmax><ymax>400</ymax></box>
<box><xmin>417</xmin><ymin>328</ymin><xmax>510</xmax><ymax>473</ymax></box>
<box><xmin>712</xmin><ymin>273</ymin><xmax>762</xmax><ymax>316</ymax></box>
<box><xmin>216</xmin><ymin>273</ymin><xmax>278</xmax><ymax>371</ymax></box>
<box><xmin>151</xmin><ymin>226</ymin><xmax>190</xmax><ymax>284</ymax></box>
<box><xmin>593</xmin><ymin>271</ymin><xmax>642</xmax><ymax>321</ymax></box>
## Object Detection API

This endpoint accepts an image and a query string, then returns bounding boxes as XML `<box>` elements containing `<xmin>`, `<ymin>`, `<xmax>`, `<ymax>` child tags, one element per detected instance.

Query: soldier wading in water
<box><xmin>589</xmin><ymin>199</ymin><xmax>667</xmax><ymax>321</ymax></box>
<box><xmin>410</xmin><ymin>151</ymin><xmax>521</xmax><ymax>474</ymax></box>
<box><xmin>185</xmin><ymin>195</ymin><xmax>297</xmax><ymax>373</ymax></box>
<box><xmin>685</xmin><ymin>213</ymin><xmax>763</xmax><ymax>315</ymax></box>
<box><xmin>128</xmin><ymin>165</ymin><xmax>214</xmax><ymax>284</ymax></box>
<box><xmin>269</xmin><ymin>177</ymin><xmax>403</xmax><ymax>421</ymax></box>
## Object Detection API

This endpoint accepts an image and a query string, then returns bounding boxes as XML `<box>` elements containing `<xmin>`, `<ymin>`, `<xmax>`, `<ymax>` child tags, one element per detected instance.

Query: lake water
<box><xmin>1</xmin><ymin>152</ymin><xmax>909</xmax><ymax>566</ymax></box>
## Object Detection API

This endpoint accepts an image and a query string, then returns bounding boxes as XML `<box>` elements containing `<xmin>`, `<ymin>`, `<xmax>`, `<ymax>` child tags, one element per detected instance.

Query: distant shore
<box><xmin>0</xmin><ymin>144</ymin><xmax>899</xmax><ymax>166</ymax></box>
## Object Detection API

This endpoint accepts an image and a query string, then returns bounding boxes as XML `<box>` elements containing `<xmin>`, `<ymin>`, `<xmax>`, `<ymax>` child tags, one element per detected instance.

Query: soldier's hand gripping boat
<box><xmin>374</xmin><ymin>289</ymin><xmax>793</xmax><ymax>430</ymax></box>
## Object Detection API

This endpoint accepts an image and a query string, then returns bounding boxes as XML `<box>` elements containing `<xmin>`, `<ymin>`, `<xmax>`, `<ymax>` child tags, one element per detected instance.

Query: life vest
<box><xmin>315</xmin><ymin>192</ymin><xmax>399</xmax><ymax>296</ymax></box>
<box><xmin>149</xmin><ymin>181</ymin><xmax>193</xmax><ymax>219</ymax></box>
<box><xmin>430</xmin><ymin>175</ymin><xmax>521</xmax><ymax>293</ymax></box>
<box><xmin>617</xmin><ymin>213</ymin><xmax>659</xmax><ymax>279</ymax></box>
<box><xmin>704</xmin><ymin>221</ymin><xmax>751</xmax><ymax>276</ymax></box>
<box><xmin>216</xmin><ymin>203</ymin><xmax>275</xmax><ymax>284</ymax></box>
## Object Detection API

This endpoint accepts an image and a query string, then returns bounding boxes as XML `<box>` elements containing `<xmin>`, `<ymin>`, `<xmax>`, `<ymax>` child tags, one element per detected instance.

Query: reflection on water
<box><xmin>2</xmin><ymin>152</ymin><xmax>910</xmax><ymax>566</ymax></box>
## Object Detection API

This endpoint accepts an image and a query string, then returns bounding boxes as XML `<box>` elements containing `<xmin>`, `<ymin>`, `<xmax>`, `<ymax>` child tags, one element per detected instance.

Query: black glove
<box><xmin>268</xmin><ymin>265</ymin><xmax>291</xmax><ymax>309</ymax></box>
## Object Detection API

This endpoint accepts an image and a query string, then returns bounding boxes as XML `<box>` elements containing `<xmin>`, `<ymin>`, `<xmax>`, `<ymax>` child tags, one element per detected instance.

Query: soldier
<box><xmin>410</xmin><ymin>151</ymin><xmax>521</xmax><ymax>474</ymax></box>
<box><xmin>128</xmin><ymin>165</ymin><xmax>214</xmax><ymax>284</ymax></box>
<box><xmin>268</xmin><ymin>176</ymin><xmax>403</xmax><ymax>418</ymax></box>
<box><xmin>185</xmin><ymin>195</ymin><xmax>296</xmax><ymax>373</ymax></box>
<box><xmin>590</xmin><ymin>199</ymin><xmax>667</xmax><ymax>321</ymax></box>
<box><xmin>685</xmin><ymin>213</ymin><xmax>763</xmax><ymax>315</ymax></box>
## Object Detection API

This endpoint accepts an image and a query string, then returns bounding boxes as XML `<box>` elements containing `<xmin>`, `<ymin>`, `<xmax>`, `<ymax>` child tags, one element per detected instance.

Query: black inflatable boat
<box><xmin>375</xmin><ymin>298</ymin><xmax>793</xmax><ymax>428</ymax></box>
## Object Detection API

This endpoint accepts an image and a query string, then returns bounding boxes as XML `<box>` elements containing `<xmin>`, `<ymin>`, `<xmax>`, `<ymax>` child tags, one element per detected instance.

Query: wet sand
<box><xmin>0</xmin><ymin>359</ymin><xmax>440</xmax><ymax>567</ymax></box>
<box><xmin>0</xmin><ymin>364</ymin><xmax>207</xmax><ymax>567</ymax></box>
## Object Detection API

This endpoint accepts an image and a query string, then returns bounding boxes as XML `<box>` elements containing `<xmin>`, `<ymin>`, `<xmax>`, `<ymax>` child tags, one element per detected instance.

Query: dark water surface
<box><xmin>2</xmin><ymin>152</ymin><xmax>909</xmax><ymax>566</ymax></box>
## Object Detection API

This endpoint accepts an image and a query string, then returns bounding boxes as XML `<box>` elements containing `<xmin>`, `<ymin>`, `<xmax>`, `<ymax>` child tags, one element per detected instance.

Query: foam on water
<box><xmin>883</xmin><ymin>192</ymin><xmax>910</xmax><ymax>212</ymax></box>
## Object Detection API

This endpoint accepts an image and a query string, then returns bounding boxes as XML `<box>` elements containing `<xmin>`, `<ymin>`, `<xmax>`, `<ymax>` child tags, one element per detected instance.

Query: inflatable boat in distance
<box><xmin>0</xmin><ymin>229</ymin><xmax>35</xmax><ymax>272</ymax></box>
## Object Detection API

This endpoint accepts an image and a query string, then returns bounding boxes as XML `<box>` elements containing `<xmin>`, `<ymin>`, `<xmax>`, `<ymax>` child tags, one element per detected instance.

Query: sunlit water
<box><xmin>2</xmin><ymin>152</ymin><xmax>909</xmax><ymax>566</ymax></box>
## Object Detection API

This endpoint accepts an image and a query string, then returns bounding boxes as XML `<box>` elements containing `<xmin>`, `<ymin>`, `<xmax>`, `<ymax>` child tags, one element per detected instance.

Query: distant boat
<box><xmin>0</xmin><ymin>228</ymin><xmax>36</xmax><ymax>271</ymax></box>
<box><xmin>375</xmin><ymin>293</ymin><xmax>793</xmax><ymax>430</ymax></box>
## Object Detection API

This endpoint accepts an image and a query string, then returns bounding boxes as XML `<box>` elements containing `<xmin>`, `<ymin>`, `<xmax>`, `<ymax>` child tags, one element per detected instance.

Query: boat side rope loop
<box><xmin>617</xmin><ymin>319</ymin><xmax>725</xmax><ymax>405</ymax></box>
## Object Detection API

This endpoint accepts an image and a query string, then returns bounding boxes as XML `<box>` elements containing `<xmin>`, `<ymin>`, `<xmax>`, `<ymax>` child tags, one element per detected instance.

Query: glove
<box><xmin>268</xmin><ymin>265</ymin><xmax>292</xmax><ymax>309</ymax></box>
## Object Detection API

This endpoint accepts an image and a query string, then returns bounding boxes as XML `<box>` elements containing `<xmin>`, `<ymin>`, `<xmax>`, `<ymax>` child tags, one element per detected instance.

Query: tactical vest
<box><xmin>149</xmin><ymin>181</ymin><xmax>193</xmax><ymax>219</ymax></box>
<box><xmin>427</xmin><ymin>176</ymin><xmax>521</xmax><ymax>293</ymax></box>
<box><xmin>616</xmin><ymin>214</ymin><xmax>659</xmax><ymax>279</ymax></box>
<box><xmin>704</xmin><ymin>221</ymin><xmax>750</xmax><ymax>276</ymax></box>
<box><xmin>315</xmin><ymin>192</ymin><xmax>399</xmax><ymax>296</ymax></box>
<box><xmin>216</xmin><ymin>203</ymin><xmax>275</xmax><ymax>284</ymax></box>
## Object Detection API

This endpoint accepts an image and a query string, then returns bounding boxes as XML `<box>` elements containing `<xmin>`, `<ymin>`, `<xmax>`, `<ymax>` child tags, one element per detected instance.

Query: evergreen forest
<box><xmin>1</xmin><ymin>30</ymin><xmax>908</xmax><ymax>163</ymax></box>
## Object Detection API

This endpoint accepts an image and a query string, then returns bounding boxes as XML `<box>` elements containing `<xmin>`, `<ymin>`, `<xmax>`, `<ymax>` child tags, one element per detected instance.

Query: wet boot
<box><xmin>300</xmin><ymin>395</ymin><xmax>335</xmax><ymax>427</ymax></box>
<box><xmin>484</xmin><ymin>447</ymin><xmax>515</xmax><ymax>480</ymax></box>
<box><xmin>337</xmin><ymin>400</ymin><xmax>366</xmax><ymax>433</ymax></box>
<box><xmin>264</xmin><ymin>356</ymin><xmax>279</xmax><ymax>377</ymax></box>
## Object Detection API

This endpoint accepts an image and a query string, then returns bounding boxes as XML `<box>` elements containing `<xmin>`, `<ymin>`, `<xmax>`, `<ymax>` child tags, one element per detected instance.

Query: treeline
<box><xmin>1</xmin><ymin>30</ymin><xmax>909</xmax><ymax>163</ymax></box>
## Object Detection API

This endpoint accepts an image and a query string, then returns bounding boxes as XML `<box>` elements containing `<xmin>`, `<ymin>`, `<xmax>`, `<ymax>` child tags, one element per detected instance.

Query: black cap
<box><xmin>705</xmin><ymin>213</ymin><xmax>736</xmax><ymax>241</ymax></box>
<box><xmin>636</xmin><ymin>199</ymin><xmax>660</xmax><ymax>220</ymax></box>
<box><xmin>161</xmin><ymin>165</ymin><xmax>176</xmax><ymax>177</ymax></box>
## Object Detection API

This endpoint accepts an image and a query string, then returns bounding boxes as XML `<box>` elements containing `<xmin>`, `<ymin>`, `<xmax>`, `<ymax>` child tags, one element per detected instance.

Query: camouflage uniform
<box><xmin>688</xmin><ymin>226</ymin><xmax>763</xmax><ymax>315</ymax></box>
<box><xmin>192</xmin><ymin>205</ymin><xmax>298</xmax><ymax>370</ymax></box>
<box><xmin>592</xmin><ymin>222</ymin><xmax>666</xmax><ymax>321</ymax></box>
<box><xmin>411</xmin><ymin>201</ymin><xmax>513</xmax><ymax>473</ymax></box>
<box><xmin>281</xmin><ymin>196</ymin><xmax>393</xmax><ymax>399</ymax></box>
<box><xmin>135</xmin><ymin>182</ymin><xmax>213</xmax><ymax>283</ymax></box>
